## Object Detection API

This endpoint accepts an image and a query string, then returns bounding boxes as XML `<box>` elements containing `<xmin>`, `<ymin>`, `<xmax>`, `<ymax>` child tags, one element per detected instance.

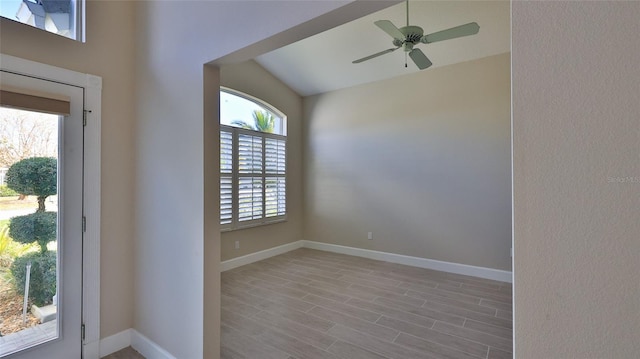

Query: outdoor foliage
<box><xmin>0</xmin><ymin>109</ymin><xmax>58</xmax><ymax>168</ymax></box>
<box><xmin>8</xmin><ymin>212</ymin><xmax>57</xmax><ymax>253</ymax></box>
<box><xmin>4</xmin><ymin>156</ymin><xmax>58</xmax><ymax>306</ymax></box>
<box><xmin>5</xmin><ymin>157</ymin><xmax>57</xmax><ymax>212</ymax></box>
<box><xmin>10</xmin><ymin>251</ymin><xmax>57</xmax><ymax>306</ymax></box>
<box><xmin>0</xmin><ymin>225</ymin><xmax>37</xmax><ymax>269</ymax></box>
<box><xmin>232</xmin><ymin>110</ymin><xmax>276</xmax><ymax>133</ymax></box>
<box><xmin>0</xmin><ymin>185</ymin><xmax>19</xmax><ymax>197</ymax></box>
<box><xmin>0</xmin><ymin>226</ymin><xmax>14</xmax><ymax>268</ymax></box>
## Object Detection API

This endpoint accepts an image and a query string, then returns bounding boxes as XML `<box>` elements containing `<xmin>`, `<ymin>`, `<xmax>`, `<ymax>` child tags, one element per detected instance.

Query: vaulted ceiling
<box><xmin>255</xmin><ymin>1</ymin><xmax>510</xmax><ymax>96</ymax></box>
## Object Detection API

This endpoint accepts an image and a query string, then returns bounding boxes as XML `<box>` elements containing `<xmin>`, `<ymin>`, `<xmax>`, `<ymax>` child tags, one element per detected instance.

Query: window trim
<box><xmin>0</xmin><ymin>0</ymin><xmax>86</xmax><ymax>42</ymax></box>
<box><xmin>1</xmin><ymin>53</ymin><xmax>102</xmax><ymax>358</ymax></box>
<box><xmin>220</xmin><ymin>86</ymin><xmax>287</xmax><ymax>136</ymax></box>
<box><xmin>220</xmin><ymin>126</ymin><xmax>287</xmax><ymax>231</ymax></box>
<box><xmin>219</xmin><ymin>88</ymin><xmax>287</xmax><ymax>232</ymax></box>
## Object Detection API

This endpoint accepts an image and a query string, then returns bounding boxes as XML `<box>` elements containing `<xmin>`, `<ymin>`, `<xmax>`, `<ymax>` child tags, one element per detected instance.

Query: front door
<box><xmin>0</xmin><ymin>71</ymin><xmax>84</xmax><ymax>358</ymax></box>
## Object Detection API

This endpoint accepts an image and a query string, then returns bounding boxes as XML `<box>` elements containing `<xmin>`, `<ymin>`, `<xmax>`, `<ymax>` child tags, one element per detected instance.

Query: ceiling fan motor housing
<box><xmin>400</xmin><ymin>26</ymin><xmax>424</xmax><ymax>44</ymax></box>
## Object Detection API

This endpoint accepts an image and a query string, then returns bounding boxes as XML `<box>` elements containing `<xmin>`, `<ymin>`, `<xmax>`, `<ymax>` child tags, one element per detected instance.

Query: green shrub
<box><xmin>11</xmin><ymin>251</ymin><xmax>57</xmax><ymax>306</ymax></box>
<box><xmin>0</xmin><ymin>226</ymin><xmax>37</xmax><ymax>269</ymax></box>
<box><xmin>0</xmin><ymin>226</ymin><xmax>13</xmax><ymax>269</ymax></box>
<box><xmin>6</xmin><ymin>157</ymin><xmax>57</xmax><ymax>212</ymax></box>
<box><xmin>0</xmin><ymin>185</ymin><xmax>19</xmax><ymax>197</ymax></box>
<box><xmin>8</xmin><ymin>212</ymin><xmax>57</xmax><ymax>253</ymax></box>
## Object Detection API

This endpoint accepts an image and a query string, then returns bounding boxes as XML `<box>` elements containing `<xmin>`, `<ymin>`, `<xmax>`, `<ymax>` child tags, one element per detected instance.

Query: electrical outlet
<box><xmin>235</xmin><ymin>240</ymin><xmax>240</xmax><ymax>250</ymax></box>
<box><xmin>367</xmin><ymin>232</ymin><xmax>373</xmax><ymax>240</ymax></box>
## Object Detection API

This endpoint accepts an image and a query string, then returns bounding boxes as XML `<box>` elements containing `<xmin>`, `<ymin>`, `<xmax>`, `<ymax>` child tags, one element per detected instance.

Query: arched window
<box><xmin>220</xmin><ymin>87</ymin><xmax>287</xmax><ymax>230</ymax></box>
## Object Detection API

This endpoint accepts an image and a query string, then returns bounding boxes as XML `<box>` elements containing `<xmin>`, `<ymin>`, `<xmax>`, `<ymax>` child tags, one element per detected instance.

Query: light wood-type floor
<box><xmin>222</xmin><ymin>248</ymin><xmax>513</xmax><ymax>359</ymax></box>
<box><xmin>103</xmin><ymin>346</ymin><xmax>145</xmax><ymax>359</ymax></box>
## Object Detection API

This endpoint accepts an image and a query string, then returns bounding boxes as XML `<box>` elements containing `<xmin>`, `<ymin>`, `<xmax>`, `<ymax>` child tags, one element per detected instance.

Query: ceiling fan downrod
<box><xmin>406</xmin><ymin>1</ymin><xmax>409</xmax><ymax>27</ymax></box>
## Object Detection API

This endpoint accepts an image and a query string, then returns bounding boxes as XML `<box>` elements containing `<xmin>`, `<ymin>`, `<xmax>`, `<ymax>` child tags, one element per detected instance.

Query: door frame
<box><xmin>0</xmin><ymin>53</ymin><xmax>102</xmax><ymax>359</ymax></box>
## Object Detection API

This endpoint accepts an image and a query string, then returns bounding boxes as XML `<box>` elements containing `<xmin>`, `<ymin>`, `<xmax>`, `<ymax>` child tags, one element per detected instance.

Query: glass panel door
<box><xmin>0</xmin><ymin>72</ymin><xmax>83</xmax><ymax>359</ymax></box>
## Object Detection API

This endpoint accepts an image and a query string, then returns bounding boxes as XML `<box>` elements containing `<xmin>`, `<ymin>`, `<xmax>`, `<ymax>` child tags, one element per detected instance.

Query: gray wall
<box><xmin>513</xmin><ymin>1</ymin><xmax>640</xmax><ymax>357</ymax></box>
<box><xmin>220</xmin><ymin>61</ymin><xmax>304</xmax><ymax>261</ymax></box>
<box><xmin>303</xmin><ymin>53</ymin><xmax>512</xmax><ymax>270</ymax></box>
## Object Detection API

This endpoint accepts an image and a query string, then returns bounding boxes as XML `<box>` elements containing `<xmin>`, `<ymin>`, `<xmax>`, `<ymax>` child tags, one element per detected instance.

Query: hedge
<box><xmin>11</xmin><ymin>251</ymin><xmax>57</xmax><ymax>306</ymax></box>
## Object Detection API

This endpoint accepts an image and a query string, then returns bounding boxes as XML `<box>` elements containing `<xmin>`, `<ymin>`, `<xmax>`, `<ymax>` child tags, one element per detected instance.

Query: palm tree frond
<box><xmin>252</xmin><ymin>110</ymin><xmax>275</xmax><ymax>133</ymax></box>
<box><xmin>231</xmin><ymin>111</ymin><xmax>277</xmax><ymax>133</ymax></box>
<box><xmin>231</xmin><ymin>120</ymin><xmax>255</xmax><ymax>130</ymax></box>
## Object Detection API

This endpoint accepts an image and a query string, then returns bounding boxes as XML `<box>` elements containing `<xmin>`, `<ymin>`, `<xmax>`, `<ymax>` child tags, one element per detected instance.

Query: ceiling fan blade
<box><xmin>409</xmin><ymin>48</ymin><xmax>432</xmax><ymax>70</ymax></box>
<box><xmin>352</xmin><ymin>47</ymin><xmax>399</xmax><ymax>64</ymax></box>
<box><xmin>374</xmin><ymin>20</ymin><xmax>405</xmax><ymax>40</ymax></box>
<box><xmin>422</xmin><ymin>22</ymin><xmax>480</xmax><ymax>43</ymax></box>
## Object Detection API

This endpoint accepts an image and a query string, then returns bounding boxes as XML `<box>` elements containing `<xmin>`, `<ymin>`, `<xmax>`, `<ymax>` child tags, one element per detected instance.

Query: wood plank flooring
<box><xmin>103</xmin><ymin>347</ymin><xmax>145</xmax><ymax>359</ymax></box>
<box><xmin>222</xmin><ymin>248</ymin><xmax>513</xmax><ymax>359</ymax></box>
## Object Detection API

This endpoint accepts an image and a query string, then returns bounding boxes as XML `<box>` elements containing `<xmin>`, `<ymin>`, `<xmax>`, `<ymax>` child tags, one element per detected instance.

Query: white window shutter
<box><xmin>220</xmin><ymin>176</ymin><xmax>233</xmax><ymax>225</ymax></box>
<box><xmin>238</xmin><ymin>134</ymin><xmax>262</xmax><ymax>174</ymax></box>
<box><xmin>220</xmin><ymin>125</ymin><xmax>286</xmax><ymax>229</ymax></box>
<box><xmin>220</xmin><ymin>130</ymin><xmax>233</xmax><ymax>174</ymax></box>
<box><xmin>265</xmin><ymin>177</ymin><xmax>285</xmax><ymax>217</ymax></box>
<box><xmin>220</xmin><ymin>130</ymin><xmax>234</xmax><ymax>226</ymax></box>
<box><xmin>238</xmin><ymin>177</ymin><xmax>263</xmax><ymax>221</ymax></box>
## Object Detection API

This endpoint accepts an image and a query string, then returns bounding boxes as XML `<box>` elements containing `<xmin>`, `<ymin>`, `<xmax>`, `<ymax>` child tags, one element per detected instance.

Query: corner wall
<box><xmin>303</xmin><ymin>53</ymin><xmax>512</xmax><ymax>271</ymax></box>
<box><xmin>220</xmin><ymin>61</ymin><xmax>304</xmax><ymax>261</ymax></box>
<box><xmin>133</xmin><ymin>1</ymin><xmax>367</xmax><ymax>357</ymax></box>
<box><xmin>512</xmin><ymin>2</ymin><xmax>640</xmax><ymax>357</ymax></box>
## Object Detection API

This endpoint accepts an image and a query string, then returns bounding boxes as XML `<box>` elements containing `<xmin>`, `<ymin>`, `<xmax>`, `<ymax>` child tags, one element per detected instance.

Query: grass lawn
<box><xmin>0</xmin><ymin>196</ymin><xmax>39</xmax><ymax>212</ymax></box>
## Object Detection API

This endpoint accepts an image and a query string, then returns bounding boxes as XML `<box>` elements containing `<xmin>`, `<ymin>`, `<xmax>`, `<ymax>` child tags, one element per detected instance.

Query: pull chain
<box><xmin>405</xmin><ymin>1</ymin><xmax>410</xmax><ymax>68</ymax></box>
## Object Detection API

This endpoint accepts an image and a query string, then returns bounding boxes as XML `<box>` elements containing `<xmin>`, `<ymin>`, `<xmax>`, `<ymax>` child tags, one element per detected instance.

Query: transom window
<box><xmin>220</xmin><ymin>88</ymin><xmax>287</xmax><ymax>231</ymax></box>
<box><xmin>0</xmin><ymin>0</ymin><xmax>84</xmax><ymax>41</ymax></box>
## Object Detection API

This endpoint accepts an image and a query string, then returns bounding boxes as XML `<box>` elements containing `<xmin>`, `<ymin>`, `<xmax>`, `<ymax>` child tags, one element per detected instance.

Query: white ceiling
<box><xmin>255</xmin><ymin>1</ymin><xmax>510</xmax><ymax>97</ymax></box>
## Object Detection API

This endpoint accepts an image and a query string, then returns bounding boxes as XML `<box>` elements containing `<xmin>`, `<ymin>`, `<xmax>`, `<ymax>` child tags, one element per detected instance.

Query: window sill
<box><xmin>221</xmin><ymin>218</ymin><xmax>287</xmax><ymax>233</ymax></box>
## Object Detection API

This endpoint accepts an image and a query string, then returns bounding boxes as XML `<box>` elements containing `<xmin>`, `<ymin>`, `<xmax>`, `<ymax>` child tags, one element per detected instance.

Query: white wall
<box><xmin>513</xmin><ymin>1</ymin><xmax>640</xmax><ymax>357</ymax></box>
<box><xmin>304</xmin><ymin>54</ymin><xmax>512</xmax><ymax>270</ymax></box>
<box><xmin>133</xmin><ymin>2</ymin><xmax>376</xmax><ymax>357</ymax></box>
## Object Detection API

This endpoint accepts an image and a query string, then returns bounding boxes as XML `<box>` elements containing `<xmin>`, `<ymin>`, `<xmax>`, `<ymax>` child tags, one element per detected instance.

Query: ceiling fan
<box><xmin>353</xmin><ymin>1</ymin><xmax>480</xmax><ymax>70</ymax></box>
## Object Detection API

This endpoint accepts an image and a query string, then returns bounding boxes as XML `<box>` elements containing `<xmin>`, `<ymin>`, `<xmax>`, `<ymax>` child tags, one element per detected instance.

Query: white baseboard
<box><xmin>221</xmin><ymin>240</ymin><xmax>304</xmax><ymax>271</ymax></box>
<box><xmin>131</xmin><ymin>330</ymin><xmax>177</xmax><ymax>359</ymax></box>
<box><xmin>99</xmin><ymin>329</ymin><xmax>131</xmax><ymax>358</ymax></box>
<box><xmin>220</xmin><ymin>239</ymin><xmax>512</xmax><ymax>283</ymax></box>
<box><xmin>99</xmin><ymin>329</ymin><xmax>176</xmax><ymax>359</ymax></box>
<box><xmin>303</xmin><ymin>240</ymin><xmax>512</xmax><ymax>283</ymax></box>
